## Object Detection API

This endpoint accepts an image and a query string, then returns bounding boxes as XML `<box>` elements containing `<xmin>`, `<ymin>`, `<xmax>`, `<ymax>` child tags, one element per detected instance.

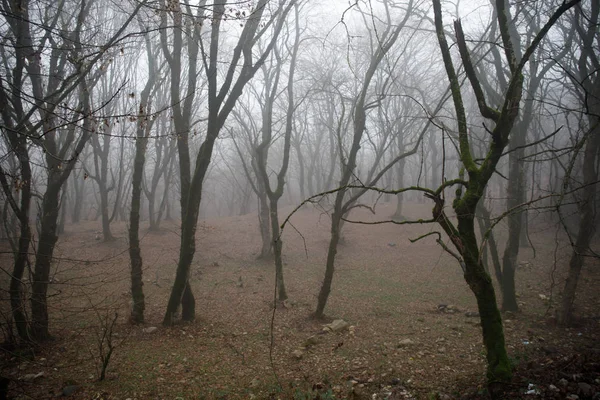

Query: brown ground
<box><xmin>1</xmin><ymin>201</ymin><xmax>599</xmax><ymax>399</ymax></box>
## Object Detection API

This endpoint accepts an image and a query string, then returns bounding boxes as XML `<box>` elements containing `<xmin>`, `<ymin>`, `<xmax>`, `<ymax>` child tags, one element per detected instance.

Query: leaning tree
<box><xmin>427</xmin><ymin>0</ymin><xmax>581</xmax><ymax>391</ymax></box>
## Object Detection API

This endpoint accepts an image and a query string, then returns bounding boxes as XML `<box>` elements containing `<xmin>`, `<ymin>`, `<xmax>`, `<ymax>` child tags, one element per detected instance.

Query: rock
<box><xmin>303</xmin><ymin>336</ymin><xmax>320</xmax><ymax>348</ymax></box>
<box><xmin>578</xmin><ymin>383</ymin><xmax>592</xmax><ymax>397</ymax></box>
<box><xmin>20</xmin><ymin>372</ymin><xmax>44</xmax><ymax>381</ymax></box>
<box><xmin>250</xmin><ymin>378</ymin><xmax>260</xmax><ymax>388</ymax></box>
<box><xmin>437</xmin><ymin>347</ymin><xmax>446</xmax><ymax>353</ymax></box>
<box><xmin>566</xmin><ymin>395</ymin><xmax>579</xmax><ymax>400</ymax></box>
<box><xmin>397</xmin><ymin>338</ymin><xmax>414</xmax><ymax>348</ymax></box>
<box><xmin>526</xmin><ymin>383</ymin><xmax>540</xmax><ymax>395</ymax></box>
<box><xmin>282</xmin><ymin>299</ymin><xmax>294</xmax><ymax>308</ymax></box>
<box><xmin>539</xmin><ymin>294</ymin><xmax>549</xmax><ymax>300</ymax></box>
<box><xmin>549</xmin><ymin>384</ymin><xmax>559</xmax><ymax>392</ymax></box>
<box><xmin>388</xmin><ymin>243</ymin><xmax>396</xmax><ymax>247</ymax></box>
<box><xmin>62</xmin><ymin>385</ymin><xmax>79</xmax><ymax>396</ymax></box>
<box><xmin>519</xmin><ymin>261</ymin><xmax>533</xmax><ymax>268</ymax></box>
<box><xmin>446</xmin><ymin>304</ymin><xmax>458</xmax><ymax>313</ymax></box>
<box><xmin>143</xmin><ymin>326</ymin><xmax>158</xmax><ymax>334</ymax></box>
<box><xmin>559</xmin><ymin>378</ymin><xmax>569</xmax><ymax>387</ymax></box>
<box><xmin>465</xmin><ymin>311</ymin><xmax>479</xmax><ymax>318</ymax></box>
<box><xmin>323</xmin><ymin>319</ymin><xmax>350</xmax><ymax>332</ymax></box>
<box><xmin>438</xmin><ymin>304</ymin><xmax>458</xmax><ymax>313</ymax></box>
<box><xmin>291</xmin><ymin>349</ymin><xmax>304</xmax><ymax>359</ymax></box>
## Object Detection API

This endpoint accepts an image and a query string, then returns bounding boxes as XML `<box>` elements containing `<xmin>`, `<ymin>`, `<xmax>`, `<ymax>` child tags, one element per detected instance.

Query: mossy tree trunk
<box><xmin>432</xmin><ymin>0</ymin><xmax>580</xmax><ymax>391</ymax></box>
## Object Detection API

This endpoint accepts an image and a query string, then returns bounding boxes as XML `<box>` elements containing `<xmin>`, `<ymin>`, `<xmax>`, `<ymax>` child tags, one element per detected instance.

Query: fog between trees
<box><xmin>1</xmin><ymin>0</ymin><xmax>598</xmax><ymax>397</ymax></box>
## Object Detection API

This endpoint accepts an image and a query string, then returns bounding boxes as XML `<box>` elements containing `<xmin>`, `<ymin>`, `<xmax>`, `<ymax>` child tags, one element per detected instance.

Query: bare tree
<box><xmin>430</xmin><ymin>0</ymin><xmax>580</xmax><ymax>390</ymax></box>
<box><xmin>161</xmin><ymin>0</ymin><xmax>297</xmax><ymax>325</ymax></box>
<box><xmin>128</xmin><ymin>31</ymin><xmax>161</xmax><ymax>324</ymax></box>
<box><xmin>315</xmin><ymin>0</ymin><xmax>417</xmax><ymax>318</ymax></box>
<box><xmin>0</xmin><ymin>0</ymin><xmax>146</xmax><ymax>342</ymax></box>
<box><xmin>254</xmin><ymin>3</ymin><xmax>302</xmax><ymax>301</ymax></box>
<box><xmin>558</xmin><ymin>1</ymin><xmax>600</xmax><ymax>325</ymax></box>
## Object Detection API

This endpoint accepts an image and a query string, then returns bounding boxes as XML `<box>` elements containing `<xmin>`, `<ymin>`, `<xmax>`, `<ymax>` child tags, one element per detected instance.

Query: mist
<box><xmin>1</xmin><ymin>0</ymin><xmax>598</xmax><ymax>398</ymax></box>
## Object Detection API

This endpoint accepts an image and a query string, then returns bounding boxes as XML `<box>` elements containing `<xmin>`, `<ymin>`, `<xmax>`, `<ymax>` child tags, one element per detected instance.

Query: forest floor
<box><xmin>1</xmin><ymin>201</ymin><xmax>599</xmax><ymax>399</ymax></box>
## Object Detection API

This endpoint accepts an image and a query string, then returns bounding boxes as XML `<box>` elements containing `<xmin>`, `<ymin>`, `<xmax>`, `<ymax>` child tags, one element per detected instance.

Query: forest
<box><xmin>0</xmin><ymin>0</ymin><xmax>599</xmax><ymax>398</ymax></box>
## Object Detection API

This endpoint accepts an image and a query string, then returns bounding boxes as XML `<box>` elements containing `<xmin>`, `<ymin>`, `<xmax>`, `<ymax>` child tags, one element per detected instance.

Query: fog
<box><xmin>1</xmin><ymin>0</ymin><xmax>598</xmax><ymax>398</ymax></box>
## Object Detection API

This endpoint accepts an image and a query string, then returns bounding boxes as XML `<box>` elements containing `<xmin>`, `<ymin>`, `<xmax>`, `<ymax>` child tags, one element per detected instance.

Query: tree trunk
<box><xmin>393</xmin><ymin>154</ymin><xmax>406</xmax><ymax>220</ymax></box>
<box><xmin>163</xmin><ymin>178</ymin><xmax>202</xmax><ymax>324</ymax></box>
<box><xmin>476</xmin><ymin>201</ymin><xmax>502</xmax><ymax>282</ymax></box>
<box><xmin>5</xmin><ymin>139</ymin><xmax>33</xmax><ymax>342</ymax></box>
<box><xmin>72</xmin><ymin>174</ymin><xmax>84</xmax><ymax>224</ymax></box>
<box><xmin>10</xmin><ymin>223</ymin><xmax>31</xmax><ymax>342</ymax></box>
<box><xmin>315</xmin><ymin>210</ymin><xmax>341</xmax><ymax>318</ymax></box>
<box><xmin>238</xmin><ymin>183</ymin><xmax>252</xmax><ymax>216</ymax></box>
<box><xmin>429</xmin><ymin>132</ymin><xmax>439</xmax><ymax>189</ymax></box>
<box><xmin>559</xmin><ymin>114</ymin><xmax>600</xmax><ymax>325</ymax></box>
<box><xmin>455</xmin><ymin>210</ymin><xmax>512</xmax><ymax>387</ymax></box>
<box><xmin>31</xmin><ymin>185</ymin><xmax>61</xmax><ymax>342</ymax></box>
<box><xmin>57</xmin><ymin>185</ymin><xmax>67</xmax><ymax>235</ymax></box>
<box><xmin>500</xmin><ymin>122</ymin><xmax>526</xmax><ymax>312</ymax></box>
<box><xmin>257</xmin><ymin>187</ymin><xmax>271</xmax><ymax>259</ymax></box>
<box><xmin>147</xmin><ymin>188</ymin><xmax>157</xmax><ymax>230</ymax></box>
<box><xmin>294</xmin><ymin>141</ymin><xmax>306</xmax><ymax>201</ymax></box>
<box><xmin>129</xmin><ymin>134</ymin><xmax>147</xmax><ymax>323</ymax></box>
<box><xmin>468</xmin><ymin>263</ymin><xmax>512</xmax><ymax>387</ymax></box>
<box><xmin>99</xmin><ymin>182</ymin><xmax>114</xmax><ymax>241</ymax></box>
<box><xmin>270</xmin><ymin>201</ymin><xmax>287</xmax><ymax>301</ymax></box>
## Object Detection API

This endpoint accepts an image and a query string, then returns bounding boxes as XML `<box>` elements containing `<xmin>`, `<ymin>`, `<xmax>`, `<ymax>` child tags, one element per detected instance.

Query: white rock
<box><xmin>292</xmin><ymin>349</ymin><xmax>304</xmax><ymax>359</ymax></box>
<box><xmin>20</xmin><ymin>372</ymin><xmax>44</xmax><ymax>381</ymax></box>
<box><xmin>323</xmin><ymin>319</ymin><xmax>350</xmax><ymax>332</ymax></box>
<box><xmin>143</xmin><ymin>326</ymin><xmax>158</xmax><ymax>334</ymax></box>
